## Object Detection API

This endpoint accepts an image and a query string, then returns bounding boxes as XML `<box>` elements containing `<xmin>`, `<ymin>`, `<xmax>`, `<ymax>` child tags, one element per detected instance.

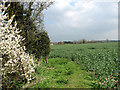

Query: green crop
<box><xmin>48</xmin><ymin>42</ymin><xmax>119</xmax><ymax>88</ymax></box>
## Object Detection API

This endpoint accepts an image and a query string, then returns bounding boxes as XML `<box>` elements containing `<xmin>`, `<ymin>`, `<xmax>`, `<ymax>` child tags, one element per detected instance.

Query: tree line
<box><xmin>52</xmin><ymin>39</ymin><xmax>111</xmax><ymax>45</ymax></box>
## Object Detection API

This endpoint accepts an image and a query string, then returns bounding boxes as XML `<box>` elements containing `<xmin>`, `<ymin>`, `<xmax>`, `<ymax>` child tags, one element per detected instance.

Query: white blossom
<box><xmin>0</xmin><ymin>0</ymin><xmax>35</xmax><ymax>83</ymax></box>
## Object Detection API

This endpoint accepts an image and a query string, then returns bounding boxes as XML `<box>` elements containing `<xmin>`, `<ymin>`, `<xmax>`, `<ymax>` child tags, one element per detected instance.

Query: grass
<box><xmin>23</xmin><ymin>42</ymin><xmax>118</xmax><ymax>88</ymax></box>
<box><xmin>32</xmin><ymin>58</ymin><xmax>95</xmax><ymax>88</ymax></box>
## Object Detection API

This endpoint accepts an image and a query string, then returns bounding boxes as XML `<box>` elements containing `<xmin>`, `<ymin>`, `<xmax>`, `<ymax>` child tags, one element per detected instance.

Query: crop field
<box><xmin>48</xmin><ymin>42</ymin><xmax>119</xmax><ymax>88</ymax></box>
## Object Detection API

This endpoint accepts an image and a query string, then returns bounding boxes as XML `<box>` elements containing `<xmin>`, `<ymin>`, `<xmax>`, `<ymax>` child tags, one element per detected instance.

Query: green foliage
<box><xmin>5</xmin><ymin>2</ymin><xmax>24</xmax><ymax>27</ymax></box>
<box><xmin>49</xmin><ymin>42</ymin><xmax>119</xmax><ymax>88</ymax></box>
<box><xmin>27</xmin><ymin>31</ymin><xmax>50</xmax><ymax>62</ymax></box>
<box><xmin>5</xmin><ymin>2</ymin><xmax>51</xmax><ymax>63</ymax></box>
<box><xmin>5</xmin><ymin>2</ymin><xmax>37</xmax><ymax>47</ymax></box>
<box><xmin>39</xmin><ymin>31</ymin><xmax>50</xmax><ymax>58</ymax></box>
<box><xmin>2</xmin><ymin>72</ymin><xmax>26</xmax><ymax>89</ymax></box>
<box><xmin>56</xmin><ymin>77</ymin><xmax>68</xmax><ymax>84</ymax></box>
<box><xmin>32</xmin><ymin>58</ymin><xmax>94</xmax><ymax>88</ymax></box>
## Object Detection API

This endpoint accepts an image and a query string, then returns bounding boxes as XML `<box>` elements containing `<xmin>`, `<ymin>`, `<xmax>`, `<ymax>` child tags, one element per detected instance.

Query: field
<box><xmin>29</xmin><ymin>42</ymin><xmax>119</xmax><ymax>88</ymax></box>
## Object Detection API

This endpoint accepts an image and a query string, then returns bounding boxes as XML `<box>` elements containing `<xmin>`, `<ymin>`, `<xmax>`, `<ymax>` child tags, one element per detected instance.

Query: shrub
<box><xmin>0</xmin><ymin>1</ymin><xmax>35</xmax><ymax>88</ymax></box>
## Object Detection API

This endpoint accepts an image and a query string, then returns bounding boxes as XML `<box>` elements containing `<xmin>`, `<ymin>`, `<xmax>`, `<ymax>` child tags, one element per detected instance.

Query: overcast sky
<box><xmin>43</xmin><ymin>0</ymin><xmax>118</xmax><ymax>42</ymax></box>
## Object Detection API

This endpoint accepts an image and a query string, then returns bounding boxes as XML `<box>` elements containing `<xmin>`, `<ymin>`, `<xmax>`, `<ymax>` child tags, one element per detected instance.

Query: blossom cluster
<box><xmin>0</xmin><ymin>1</ymin><xmax>35</xmax><ymax>83</ymax></box>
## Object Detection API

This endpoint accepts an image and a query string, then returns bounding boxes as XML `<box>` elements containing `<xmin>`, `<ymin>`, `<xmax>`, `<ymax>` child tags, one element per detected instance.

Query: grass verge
<box><xmin>31</xmin><ymin>58</ymin><xmax>95</xmax><ymax>88</ymax></box>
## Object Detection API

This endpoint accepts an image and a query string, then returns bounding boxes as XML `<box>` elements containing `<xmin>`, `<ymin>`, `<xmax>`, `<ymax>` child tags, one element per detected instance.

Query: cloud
<box><xmin>43</xmin><ymin>0</ymin><xmax>118</xmax><ymax>42</ymax></box>
<box><xmin>101</xmin><ymin>29</ymin><xmax>118</xmax><ymax>40</ymax></box>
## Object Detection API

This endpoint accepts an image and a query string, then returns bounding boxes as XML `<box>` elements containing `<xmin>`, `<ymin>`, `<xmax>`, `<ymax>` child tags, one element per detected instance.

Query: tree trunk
<box><xmin>38</xmin><ymin>56</ymin><xmax>42</xmax><ymax>66</ymax></box>
<box><xmin>45</xmin><ymin>57</ymin><xmax>48</xmax><ymax>64</ymax></box>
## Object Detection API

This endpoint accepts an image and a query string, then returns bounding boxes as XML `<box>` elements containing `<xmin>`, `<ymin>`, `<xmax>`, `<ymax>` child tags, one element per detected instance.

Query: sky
<box><xmin>43</xmin><ymin>0</ymin><xmax>118</xmax><ymax>42</ymax></box>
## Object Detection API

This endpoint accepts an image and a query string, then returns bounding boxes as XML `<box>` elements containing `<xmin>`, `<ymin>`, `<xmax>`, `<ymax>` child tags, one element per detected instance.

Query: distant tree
<box><xmin>64</xmin><ymin>41</ymin><xmax>73</xmax><ymax>44</ymax></box>
<box><xmin>82</xmin><ymin>39</ymin><xmax>87</xmax><ymax>44</ymax></box>
<box><xmin>73</xmin><ymin>40</ymin><xmax>77</xmax><ymax>44</ymax></box>
<box><xmin>106</xmin><ymin>39</ymin><xmax>109</xmax><ymax>43</ymax></box>
<box><xmin>88</xmin><ymin>40</ymin><xmax>98</xmax><ymax>43</ymax></box>
<box><xmin>78</xmin><ymin>40</ymin><xmax>82</xmax><ymax>44</ymax></box>
<box><xmin>58</xmin><ymin>41</ymin><xmax>63</xmax><ymax>44</ymax></box>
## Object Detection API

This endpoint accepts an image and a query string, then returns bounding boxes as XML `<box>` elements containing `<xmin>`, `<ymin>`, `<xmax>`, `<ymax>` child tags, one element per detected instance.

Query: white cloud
<box><xmin>65</xmin><ymin>11</ymin><xmax>79</xmax><ymax>18</ymax></box>
<box><xmin>94</xmin><ymin>0</ymin><xmax>119</xmax><ymax>2</ymax></box>
<box><xmin>43</xmin><ymin>0</ymin><xmax>118</xmax><ymax>42</ymax></box>
<box><xmin>101</xmin><ymin>29</ymin><xmax>118</xmax><ymax>40</ymax></box>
